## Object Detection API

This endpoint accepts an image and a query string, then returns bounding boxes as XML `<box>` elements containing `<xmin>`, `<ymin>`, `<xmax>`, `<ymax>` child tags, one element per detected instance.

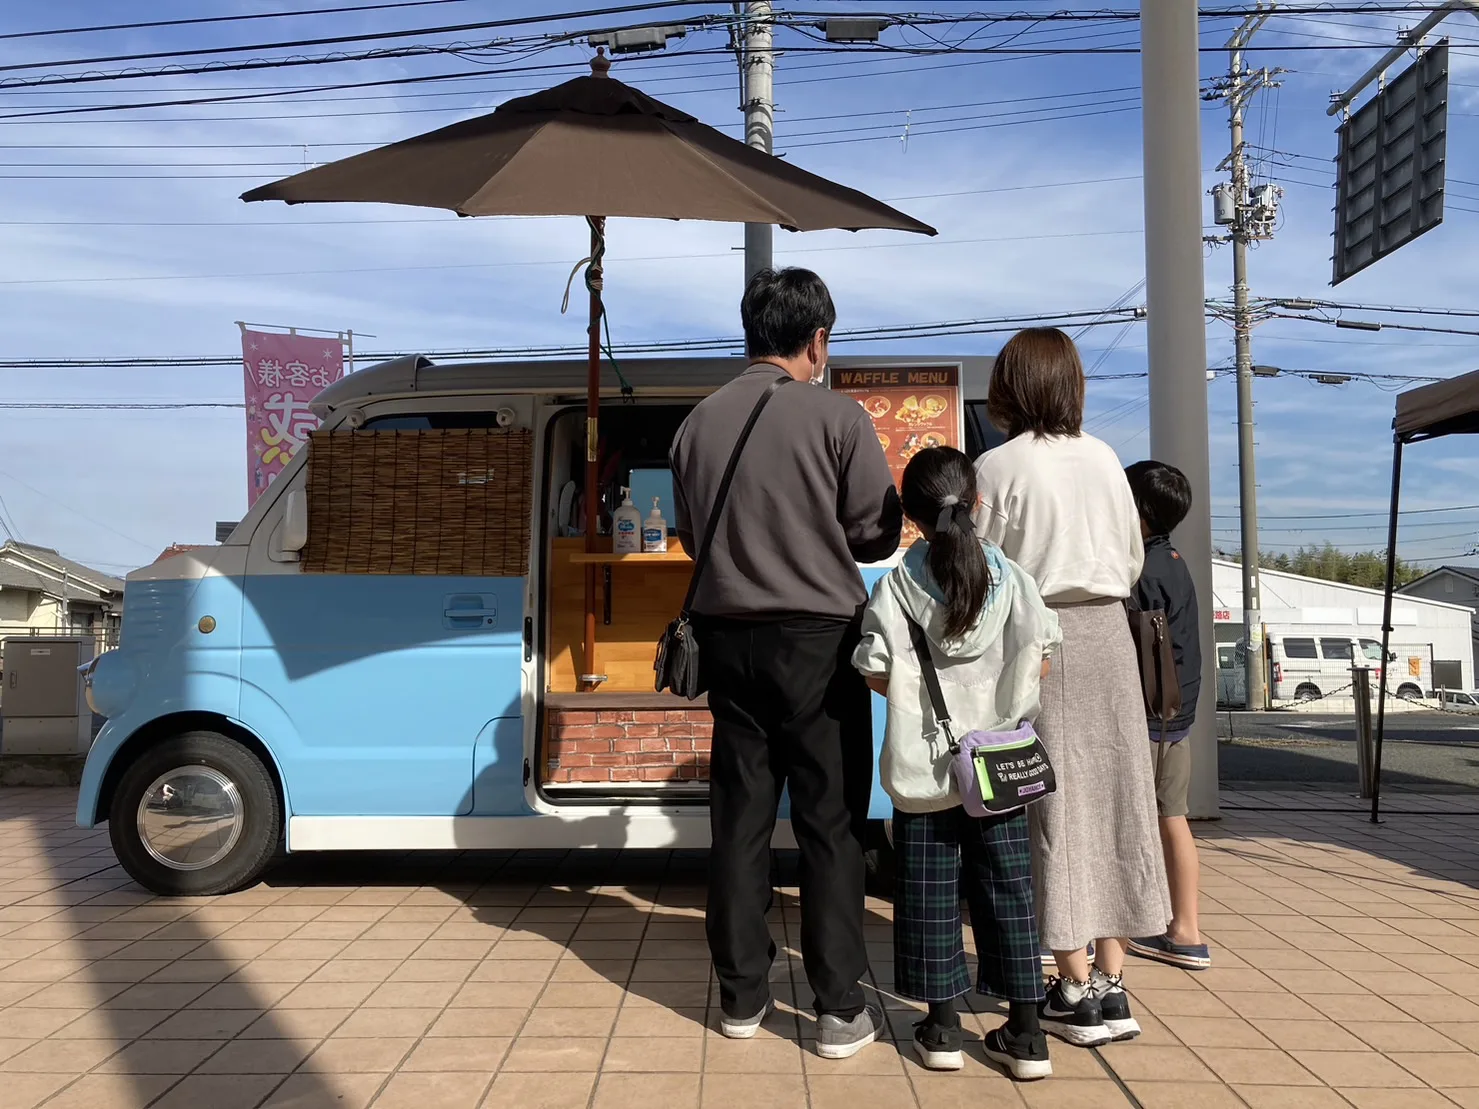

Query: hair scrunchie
<box><xmin>935</xmin><ymin>495</ymin><xmax>965</xmax><ymax>534</ymax></box>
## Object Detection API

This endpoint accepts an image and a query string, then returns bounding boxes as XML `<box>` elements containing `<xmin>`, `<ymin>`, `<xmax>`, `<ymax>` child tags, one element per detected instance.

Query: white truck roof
<box><xmin>312</xmin><ymin>354</ymin><xmax>995</xmax><ymax>418</ymax></box>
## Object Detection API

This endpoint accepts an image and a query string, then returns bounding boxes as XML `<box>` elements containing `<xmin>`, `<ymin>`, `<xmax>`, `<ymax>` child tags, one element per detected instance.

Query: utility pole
<box><xmin>1142</xmin><ymin>0</ymin><xmax>1217</xmax><ymax>818</ymax></box>
<box><xmin>739</xmin><ymin>1</ymin><xmax>773</xmax><ymax>282</ymax></box>
<box><xmin>1205</xmin><ymin>8</ymin><xmax>1282</xmax><ymax>711</ymax></box>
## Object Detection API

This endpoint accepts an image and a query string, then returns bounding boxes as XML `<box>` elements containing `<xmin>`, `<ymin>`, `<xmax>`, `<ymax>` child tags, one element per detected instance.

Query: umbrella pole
<box><xmin>582</xmin><ymin>215</ymin><xmax>606</xmax><ymax>691</ymax></box>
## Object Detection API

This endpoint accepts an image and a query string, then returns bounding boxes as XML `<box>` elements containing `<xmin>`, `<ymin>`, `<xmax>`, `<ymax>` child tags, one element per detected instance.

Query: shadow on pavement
<box><xmin>0</xmin><ymin>788</ymin><xmax>356</xmax><ymax>1109</ymax></box>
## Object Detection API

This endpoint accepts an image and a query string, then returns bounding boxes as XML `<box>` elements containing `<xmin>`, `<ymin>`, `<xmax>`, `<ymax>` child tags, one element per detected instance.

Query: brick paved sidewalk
<box><xmin>4</xmin><ymin>788</ymin><xmax>1479</xmax><ymax>1108</ymax></box>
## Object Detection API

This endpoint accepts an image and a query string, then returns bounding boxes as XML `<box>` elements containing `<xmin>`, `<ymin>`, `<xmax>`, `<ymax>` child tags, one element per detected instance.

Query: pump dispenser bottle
<box><xmin>642</xmin><ymin>497</ymin><xmax>668</xmax><ymax>553</ymax></box>
<box><xmin>612</xmin><ymin>487</ymin><xmax>642</xmax><ymax>554</ymax></box>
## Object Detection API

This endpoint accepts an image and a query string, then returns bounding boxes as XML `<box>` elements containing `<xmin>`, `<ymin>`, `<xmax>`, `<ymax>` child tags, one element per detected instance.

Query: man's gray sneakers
<box><xmin>719</xmin><ymin>998</ymin><xmax>774</xmax><ymax>1039</ymax></box>
<box><xmin>816</xmin><ymin>1004</ymin><xmax>884</xmax><ymax>1059</ymax></box>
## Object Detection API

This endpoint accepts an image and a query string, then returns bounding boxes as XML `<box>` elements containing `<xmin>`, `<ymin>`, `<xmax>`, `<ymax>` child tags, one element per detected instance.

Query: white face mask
<box><xmin>809</xmin><ymin>361</ymin><xmax>828</xmax><ymax>387</ymax></box>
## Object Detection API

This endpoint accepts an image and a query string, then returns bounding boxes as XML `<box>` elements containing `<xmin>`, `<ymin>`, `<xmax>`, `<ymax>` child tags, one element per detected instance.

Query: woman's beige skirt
<box><xmin>1030</xmin><ymin>598</ymin><xmax>1171</xmax><ymax>951</ymax></box>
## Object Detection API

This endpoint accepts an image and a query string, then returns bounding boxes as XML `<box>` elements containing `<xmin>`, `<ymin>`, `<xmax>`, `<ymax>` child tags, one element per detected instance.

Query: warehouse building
<box><xmin>1209</xmin><ymin>559</ymin><xmax>1474</xmax><ymax>707</ymax></box>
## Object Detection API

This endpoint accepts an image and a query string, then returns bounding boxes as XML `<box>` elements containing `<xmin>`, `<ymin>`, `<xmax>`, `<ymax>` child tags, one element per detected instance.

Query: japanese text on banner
<box><xmin>241</xmin><ymin>328</ymin><xmax>344</xmax><ymax>506</ymax></box>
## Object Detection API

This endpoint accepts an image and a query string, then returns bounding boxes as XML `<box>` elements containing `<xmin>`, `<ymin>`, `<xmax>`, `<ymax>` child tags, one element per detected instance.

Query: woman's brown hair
<box><xmin>986</xmin><ymin>326</ymin><xmax>1086</xmax><ymax>439</ymax></box>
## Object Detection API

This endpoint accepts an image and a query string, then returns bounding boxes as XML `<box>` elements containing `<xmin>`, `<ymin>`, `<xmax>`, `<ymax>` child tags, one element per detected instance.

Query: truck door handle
<box><xmin>443</xmin><ymin>593</ymin><xmax>498</xmax><ymax>630</ymax></box>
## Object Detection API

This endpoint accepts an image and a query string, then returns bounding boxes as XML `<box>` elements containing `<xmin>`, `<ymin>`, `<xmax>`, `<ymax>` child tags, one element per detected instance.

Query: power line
<box><xmin>0</xmin><ymin>3</ymin><xmax>730</xmax><ymax>80</ymax></box>
<box><xmin>1211</xmin><ymin>503</ymin><xmax>1479</xmax><ymax>521</ymax></box>
<box><xmin>0</xmin><ymin>309</ymin><xmax>1150</xmax><ymax>373</ymax></box>
<box><xmin>0</xmin><ymin>467</ymin><xmax>156</xmax><ymax>553</ymax></box>
<box><xmin>0</xmin><ymin>1</ymin><xmax>482</xmax><ymax>43</ymax></box>
<box><xmin>0</xmin><ymin>100</ymin><xmax>1145</xmax><ymax>172</ymax></box>
<box><xmin>0</xmin><ymin>174</ymin><xmax>1147</xmax><ymax>226</ymax></box>
<box><xmin>0</xmin><ymin>227</ymin><xmax>1148</xmax><ymax>286</ymax></box>
<box><xmin>2</xmin><ymin>19</ymin><xmax>1471</xmax><ymax>93</ymax></box>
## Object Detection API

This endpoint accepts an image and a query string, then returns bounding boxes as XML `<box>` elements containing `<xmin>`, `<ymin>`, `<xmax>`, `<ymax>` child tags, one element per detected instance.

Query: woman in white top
<box><xmin>972</xmin><ymin>327</ymin><xmax>1170</xmax><ymax>1049</ymax></box>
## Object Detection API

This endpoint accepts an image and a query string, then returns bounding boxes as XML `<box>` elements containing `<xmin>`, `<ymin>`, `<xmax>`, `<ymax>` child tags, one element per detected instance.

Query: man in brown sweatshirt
<box><xmin>670</xmin><ymin>267</ymin><xmax>902</xmax><ymax>1058</ymax></box>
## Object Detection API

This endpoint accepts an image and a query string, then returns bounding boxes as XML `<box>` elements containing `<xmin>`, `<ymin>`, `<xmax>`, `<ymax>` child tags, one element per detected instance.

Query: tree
<box><xmin>1215</xmin><ymin>543</ymin><xmax>1423</xmax><ymax>590</ymax></box>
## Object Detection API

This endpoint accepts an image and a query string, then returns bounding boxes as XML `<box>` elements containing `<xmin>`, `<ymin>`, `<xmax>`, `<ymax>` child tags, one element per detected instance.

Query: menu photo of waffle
<box><xmin>829</xmin><ymin>366</ymin><xmax>965</xmax><ymax>535</ymax></box>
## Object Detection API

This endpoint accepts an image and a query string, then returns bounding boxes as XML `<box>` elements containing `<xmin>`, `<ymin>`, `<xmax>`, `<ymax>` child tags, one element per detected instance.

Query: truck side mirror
<box><xmin>281</xmin><ymin>491</ymin><xmax>308</xmax><ymax>554</ymax></box>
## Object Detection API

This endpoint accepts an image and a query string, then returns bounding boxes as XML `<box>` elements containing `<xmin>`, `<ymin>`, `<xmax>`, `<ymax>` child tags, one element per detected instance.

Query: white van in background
<box><xmin>1269</xmin><ymin>634</ymin><xmax>1367</xmax><ymax>703</ymax></box>
<box><xmin>1267</xmin><ymin>633</ymin><xmax>1425</xmax><ymax>703</ymax></box>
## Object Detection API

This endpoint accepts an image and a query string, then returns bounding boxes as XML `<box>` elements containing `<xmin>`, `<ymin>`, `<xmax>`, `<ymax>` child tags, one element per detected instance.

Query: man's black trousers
<box><xmin>698</xmin><ymin>615</ymin><xmax>873</xmax><ymax>1020</ymax></box>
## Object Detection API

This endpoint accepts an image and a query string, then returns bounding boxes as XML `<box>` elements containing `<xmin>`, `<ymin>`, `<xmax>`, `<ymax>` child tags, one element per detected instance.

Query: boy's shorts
<box><xmin>1152</xmin><ymin>729</ymin><xmax>1191</xmax><ymax>819</ymax></box>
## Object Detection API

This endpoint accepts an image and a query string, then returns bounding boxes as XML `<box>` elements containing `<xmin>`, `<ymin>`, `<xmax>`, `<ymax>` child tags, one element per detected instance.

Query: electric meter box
<box><xmin>1</xmin><ymin>636</ymin><xmax>95</xmax><ymax>755</ymax></box>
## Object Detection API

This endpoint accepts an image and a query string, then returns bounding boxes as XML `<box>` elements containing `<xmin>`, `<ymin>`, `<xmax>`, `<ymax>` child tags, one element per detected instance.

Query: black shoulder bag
<box><xmin>655</xmin><ymin>375</ymin><xmax>790</xmax><ymax>699</ymax></box>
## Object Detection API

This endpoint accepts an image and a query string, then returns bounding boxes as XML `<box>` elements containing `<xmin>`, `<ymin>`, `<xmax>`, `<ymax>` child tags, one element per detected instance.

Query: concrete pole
<box><xmin>1227</xmin><ymin>41</ymin><xmax>1267</xmax><ymax>712</ymax></box>
<box><xmin>742</xmin><ymin>1</ymin><xmax>773</xmax><ymax>282</ymax></box>
<box><xmin>1141</xmin><ymin>0</ymin><xmax>1219</xmax><ymax>819</ymax></box>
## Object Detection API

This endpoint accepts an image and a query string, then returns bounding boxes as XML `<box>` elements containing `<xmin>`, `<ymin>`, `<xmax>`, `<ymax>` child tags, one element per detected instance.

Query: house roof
<box><xmin>0</xmin><ymin>562</ymin><xmax>48</xmax><ymax>592</ymax></box>
<box><xmin>1402</xmin><ymin>565</ymin><xmax>1479</xmax><ymax>593</ymax></box>
<box><xmin>0</xmin><ymin>541</ymin><xmax>125</xmax><ymax>595</ymax></box>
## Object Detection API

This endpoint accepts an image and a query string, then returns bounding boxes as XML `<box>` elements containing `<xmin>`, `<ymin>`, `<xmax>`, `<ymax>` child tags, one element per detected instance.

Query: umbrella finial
<box><xmin>591</xmin><ymin>47</ymin><xmax>611</xmax><ymax>78</ymax></box>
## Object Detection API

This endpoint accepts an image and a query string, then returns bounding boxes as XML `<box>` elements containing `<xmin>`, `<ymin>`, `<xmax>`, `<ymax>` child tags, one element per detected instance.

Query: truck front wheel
<box><xmin>108</xmin><ymin>731</ymin><xmax>282</xmax><ymax>897</ymax></box>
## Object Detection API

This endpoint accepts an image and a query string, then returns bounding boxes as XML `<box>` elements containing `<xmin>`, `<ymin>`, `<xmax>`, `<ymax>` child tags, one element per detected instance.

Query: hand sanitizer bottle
<box><xmin>612</xmin><ymin>487</ymin><xmax>642</xmax><ymax>554</ymax></box>
<box><xmin>642</xmin><ymin>497</ymin><xmax>668</xmax><ymax>553</ymax></box>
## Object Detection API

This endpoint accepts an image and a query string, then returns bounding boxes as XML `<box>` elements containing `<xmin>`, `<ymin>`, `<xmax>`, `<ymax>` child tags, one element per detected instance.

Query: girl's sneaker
<box><xmin>912</xmin><ymin>1015</ymin><xmax>964</xmax><ymax>1071</ymax></box>
<box><xmin>983</xmin><ymin>1025</ymin><xmax>1053</xmax><ymax>1081</ymax></box>
<box><xmin>1038</xmin><ymin>977</ymin><xmax>1112</xmax><ymax>1047</ymax></box>
<box><xmin>1091</xmin><ymin>969</ymin><xmax>1141</xmax><ymax>1041</ymax></box>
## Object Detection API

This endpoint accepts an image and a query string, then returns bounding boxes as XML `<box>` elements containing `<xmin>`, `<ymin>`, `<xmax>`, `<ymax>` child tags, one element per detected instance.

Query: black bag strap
<box><xmin>905</xmin><ymin>616</ymin><xmax>958</xmax><ymax>752</ymax></box>
<box><xmin>678</xmin><ymin>374</ymin><xmax>790</xmax><ymax>616</ymax></box>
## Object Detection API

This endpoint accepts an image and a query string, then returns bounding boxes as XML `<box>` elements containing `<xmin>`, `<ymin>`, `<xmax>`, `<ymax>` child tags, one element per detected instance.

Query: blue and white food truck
<box><xmin>78</xmin><ymin>355</ymin><xmax>998</xmax><ymax>895</ymax></box>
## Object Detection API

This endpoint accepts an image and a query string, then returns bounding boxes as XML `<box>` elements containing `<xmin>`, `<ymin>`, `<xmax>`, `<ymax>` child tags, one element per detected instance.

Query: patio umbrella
<box><xmin>242</xmin><ymin>50</ymin><xmax>936</xmax><ymax>689</ymax></box>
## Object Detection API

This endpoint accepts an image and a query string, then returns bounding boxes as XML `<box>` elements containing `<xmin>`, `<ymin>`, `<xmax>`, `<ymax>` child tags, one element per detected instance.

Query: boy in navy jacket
<box><xmin>1124</xmin><ymin>461</ymin><xmax>1210</xmax><ymax>971</ymax></box>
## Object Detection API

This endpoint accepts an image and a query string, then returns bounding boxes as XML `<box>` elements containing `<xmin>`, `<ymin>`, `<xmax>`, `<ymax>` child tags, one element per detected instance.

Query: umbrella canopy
<box><xmin>240</xmin><ymin>58</ymin><xmax>935</xmax><ymax>235</ymax></box>
<box><xmin>243</xmin><ymin>53</ymin><xmax>935</xmax><ymax>693</ymax></box>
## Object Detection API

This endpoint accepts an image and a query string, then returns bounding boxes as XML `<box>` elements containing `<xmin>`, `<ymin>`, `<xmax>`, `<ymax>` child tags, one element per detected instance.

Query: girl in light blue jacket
<box><xmin>854</xmin><ymin>447</ymin><xmax>1060</xmax><ymax>1080</ymax></box>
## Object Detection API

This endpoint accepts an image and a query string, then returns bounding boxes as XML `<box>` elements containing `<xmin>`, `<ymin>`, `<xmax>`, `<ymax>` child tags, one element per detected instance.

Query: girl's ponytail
<box><xmin>900</xmin><ymin>448</ymin><xmax>992</xmax><ymax>641</ymax></box>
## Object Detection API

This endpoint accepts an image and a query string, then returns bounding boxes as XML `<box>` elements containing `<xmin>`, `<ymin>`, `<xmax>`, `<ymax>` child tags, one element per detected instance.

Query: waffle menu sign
<box><xmin>830</xmin><ymin>365</ymin><xmax>964</xmax><ymax>546</ymax></box>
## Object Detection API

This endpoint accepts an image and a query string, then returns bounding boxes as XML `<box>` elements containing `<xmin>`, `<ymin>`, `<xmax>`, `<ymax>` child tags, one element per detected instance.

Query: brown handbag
<box><xmin>1127</xmin><ymin>606</ymin><xmax>1182</xmax><ymax>783</ymax></box>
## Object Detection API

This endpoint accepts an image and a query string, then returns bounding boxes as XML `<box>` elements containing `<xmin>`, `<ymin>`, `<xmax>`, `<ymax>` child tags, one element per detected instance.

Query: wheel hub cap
<box><xmin>136</xmin><ymin>767</ymin><xmax>243</xmax><ymax>871</ymax></box>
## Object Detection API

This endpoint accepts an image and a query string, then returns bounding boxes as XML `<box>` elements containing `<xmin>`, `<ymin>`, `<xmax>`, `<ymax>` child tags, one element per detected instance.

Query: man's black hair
<box><xmin>1125</xmin><ymin>459</ymin><xmax>1193</xmax><ymax>537</ymax></box>
<box><xmin>740</xmin><ymin>267</ymin><xmax>836</xmax><ymax>360</ymax></box>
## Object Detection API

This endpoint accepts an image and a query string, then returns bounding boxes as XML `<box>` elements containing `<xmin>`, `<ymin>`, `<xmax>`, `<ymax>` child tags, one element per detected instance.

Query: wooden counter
<box><xmin>546</xmin><ymin>536</ymin><xmax>694</xmax><ymax>693</ymax></box>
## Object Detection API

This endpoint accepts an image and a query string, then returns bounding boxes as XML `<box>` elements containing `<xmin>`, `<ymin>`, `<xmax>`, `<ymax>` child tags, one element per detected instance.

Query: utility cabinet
<box><xmin>1</xmin><ymin>636</ymin><xmax>95</xmax><ymax>755</ymax></box>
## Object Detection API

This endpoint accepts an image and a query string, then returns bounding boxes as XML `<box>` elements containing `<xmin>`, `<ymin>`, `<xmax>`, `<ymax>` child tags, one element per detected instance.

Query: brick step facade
<box><xmin>546</xmin><ymin>706</ymin><xmax>712</xmax><ymax>784</ymax></box>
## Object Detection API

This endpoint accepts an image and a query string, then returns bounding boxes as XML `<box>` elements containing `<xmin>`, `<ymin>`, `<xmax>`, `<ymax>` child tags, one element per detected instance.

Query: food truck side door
<box><xmin>240</xmin><ymin>448</ymin><xmax>526</xmax><ymax>819</ymax></box>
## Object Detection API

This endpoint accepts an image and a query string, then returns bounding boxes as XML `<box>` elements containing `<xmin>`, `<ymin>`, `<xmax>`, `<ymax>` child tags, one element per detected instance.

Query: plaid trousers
<box><xmin>892</xmin><ymin>806</ymin><xmax>1044</xmax><ymax>1004</ymax></box>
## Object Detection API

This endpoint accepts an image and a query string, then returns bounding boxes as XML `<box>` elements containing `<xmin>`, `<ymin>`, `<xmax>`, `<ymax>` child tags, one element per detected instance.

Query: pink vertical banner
<box><xmin>241</xmin><ymin>328</ymin><xmax>345</xmax><ymax>506</ymax></box>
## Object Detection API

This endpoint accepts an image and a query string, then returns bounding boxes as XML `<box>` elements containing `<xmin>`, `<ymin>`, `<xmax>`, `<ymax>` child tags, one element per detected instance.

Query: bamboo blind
<box><xmin>302</xmin><ymin>427</ymin><xmax>533</xmax><ymax>576</ymax></box>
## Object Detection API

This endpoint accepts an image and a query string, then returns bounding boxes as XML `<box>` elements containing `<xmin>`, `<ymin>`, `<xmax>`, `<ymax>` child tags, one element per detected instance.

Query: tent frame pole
<box><xmin>1372</xmin><ymin>433</ymin><xmax>1404</xmax><ymax>824</ymax></box>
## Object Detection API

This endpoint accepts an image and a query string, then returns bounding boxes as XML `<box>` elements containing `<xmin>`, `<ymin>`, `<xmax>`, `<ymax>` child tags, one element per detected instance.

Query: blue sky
<box><xmin>2</xmin><ymin>1</ymin><xmax>1478</xmax><ymax>577</ymax></box>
